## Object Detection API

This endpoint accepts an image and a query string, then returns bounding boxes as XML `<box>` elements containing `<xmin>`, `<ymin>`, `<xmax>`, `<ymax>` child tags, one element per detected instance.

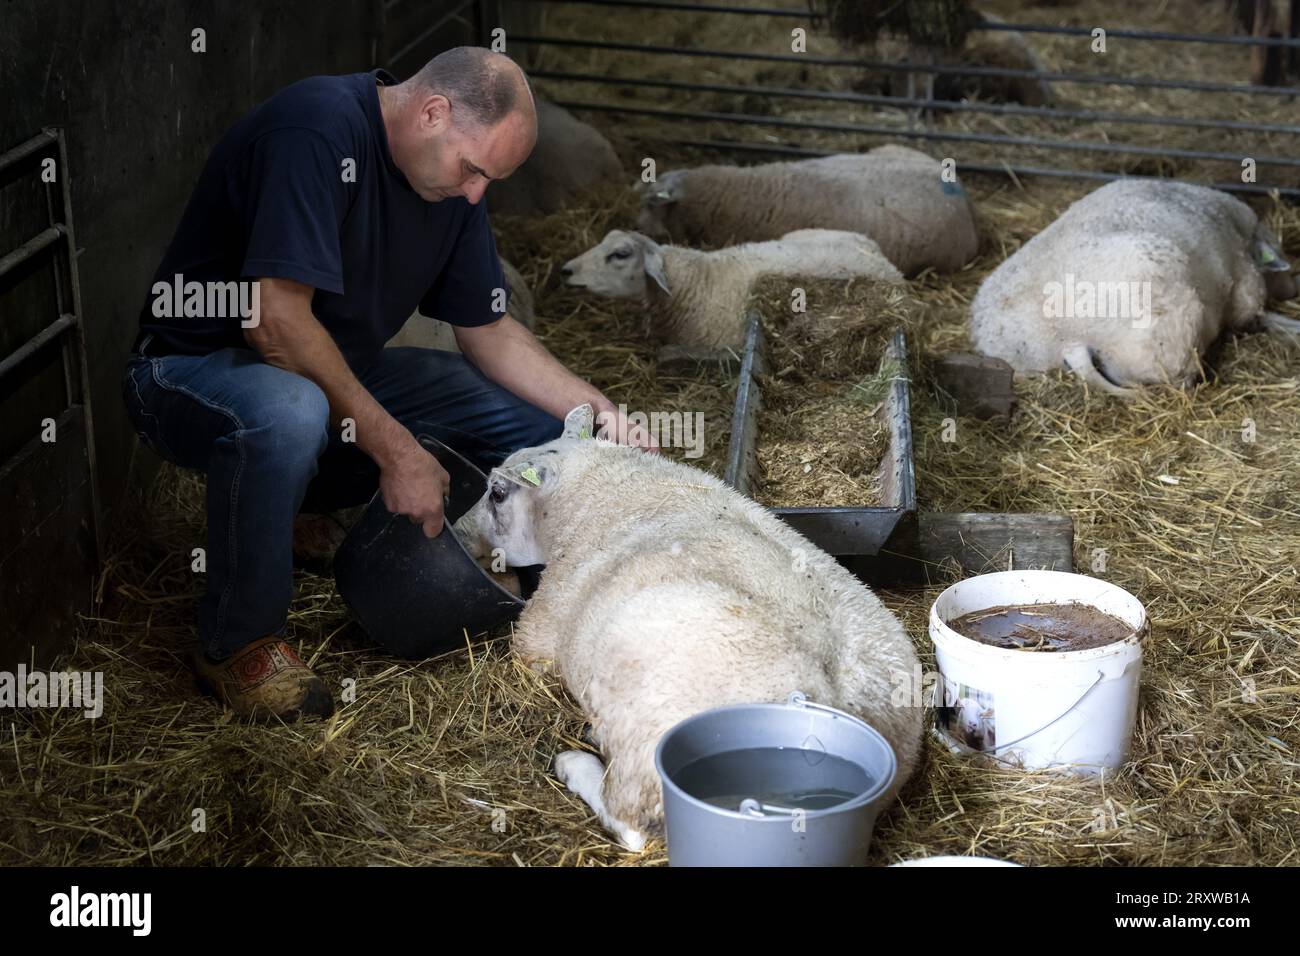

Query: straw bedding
<box><xmin>2</xmin><ymin>0</ymin><xmax>1298</xmax><ymax>866</ymax></box>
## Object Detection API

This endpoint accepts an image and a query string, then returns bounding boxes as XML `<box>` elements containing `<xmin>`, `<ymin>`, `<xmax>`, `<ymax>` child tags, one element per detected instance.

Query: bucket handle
<box><xmin>786</xmin><ymin>690</ymin><xmax>857</xmax><ymax>722</ymax></box>
<box><xmin>984</xmin><ymin>669</ymin><xmax>1107</xmax><ymax>756</ymax></box>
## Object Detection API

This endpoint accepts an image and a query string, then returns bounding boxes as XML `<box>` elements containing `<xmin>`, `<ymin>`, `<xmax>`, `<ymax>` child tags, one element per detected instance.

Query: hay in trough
<box><xmin>3</xmin><ymin>0</ymin><xmax>1299</xmax><ymax>867</ymax></box>
<box><xmin>747</xmin><ymin>275</ymin><xmax>912</xmax><ymax>507</ymax></box>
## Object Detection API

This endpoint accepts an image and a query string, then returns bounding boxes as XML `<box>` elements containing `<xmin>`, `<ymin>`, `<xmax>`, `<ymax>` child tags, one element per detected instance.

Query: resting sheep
<box><xmin>452</xmin><ymin>404</ymin><xmax>923</xmax><ymax>850</ymax></box>
<box><xmin>485</xmin><ymin>97</ymin><xmax>624</xmax><ymax>217</ymax></box>
<box><xmin>635</xmin><ymin>146</ymin><xmax>980</xmax><ymax>276</ymax></box>
<box><xmin>562</xmin><ymin>227</ymin><xmax>903</xmax><ymax>347</ymax></box>
<box><xmin>970</xmin><ymin>179</ymin><xmax>1300</xmax><ymax>396</ymax></box>
<box><xmin>387</xmin><ymin>257</ymin><xmax>535</xmax><ymax>353</ymax></box>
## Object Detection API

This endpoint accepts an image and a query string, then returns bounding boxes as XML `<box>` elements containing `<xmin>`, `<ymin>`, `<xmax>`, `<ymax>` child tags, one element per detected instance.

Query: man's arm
<box><xmin>454</xmin><ymin>316</ymin><xmax>659</xmax><ymax>451</ymax></box>
<box><xmin>246</xmin><ymin>277</ymin><xmax>452</xmax><ymax>536</ymax></box>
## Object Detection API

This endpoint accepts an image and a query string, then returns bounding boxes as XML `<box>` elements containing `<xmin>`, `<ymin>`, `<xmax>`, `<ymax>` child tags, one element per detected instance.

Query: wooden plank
<box><xmin>723</xmin><ymin>312</ymin><xmax>764</xmax><ymax>495</ymax></box>
<box><xmin>915</xmin><ymin>512</ymin><xmax>1075</xmax><ymax>578</ymax></box>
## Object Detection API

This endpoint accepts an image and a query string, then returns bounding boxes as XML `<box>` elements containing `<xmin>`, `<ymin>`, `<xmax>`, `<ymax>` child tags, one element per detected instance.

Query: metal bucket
<box><xmin>654</xmin><ymin>692</ymin><xmax>898</xmax><ymax>867</ymax></box>
<box><xmin>333</xmin><ymin>435</ymin><xmax>539</xmax><ymax>658</ymax></box>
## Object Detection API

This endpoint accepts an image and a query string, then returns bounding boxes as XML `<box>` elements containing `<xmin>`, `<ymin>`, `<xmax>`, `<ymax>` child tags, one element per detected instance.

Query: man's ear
<box><xmin>643</xmin><ymin>239</ymin><xmax>671</xmax><ymax>295</ymax></box>
<box><xmin>562</xmin><ymin>404</ymin><xmax>595</xmax><ymax>441</ymax></box>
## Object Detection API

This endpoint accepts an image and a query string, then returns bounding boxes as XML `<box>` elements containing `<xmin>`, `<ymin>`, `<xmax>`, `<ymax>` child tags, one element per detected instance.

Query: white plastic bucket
<box><xmin>929</xmin><ymin>570</ymin><xmax>1146</xmax><ymax>774</ymax></box>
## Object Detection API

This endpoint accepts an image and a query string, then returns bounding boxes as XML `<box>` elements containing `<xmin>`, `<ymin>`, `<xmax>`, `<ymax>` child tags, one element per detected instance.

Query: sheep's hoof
<box><xmin>618</xmin><ymin>828</ymin><xmax>647</xmax><ymax>853</ymax></box>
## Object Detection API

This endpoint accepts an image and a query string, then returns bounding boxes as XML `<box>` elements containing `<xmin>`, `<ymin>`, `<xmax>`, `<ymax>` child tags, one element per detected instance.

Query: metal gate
<box><xmin>501</xmin><ymin>0</ymin><xmax>1300</xmax><ymax>197</ymax></box>
<box><xmin>0</xmin><ymin>128</ymin><xmax>102</xmax><ymax>670</ymax></box>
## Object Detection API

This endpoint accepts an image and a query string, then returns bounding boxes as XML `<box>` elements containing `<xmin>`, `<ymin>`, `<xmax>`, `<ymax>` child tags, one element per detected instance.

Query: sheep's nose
<box><xmin>560</xmin><ymin>264</ymin><xmax>575</xmax><ymax>278</ymax></box>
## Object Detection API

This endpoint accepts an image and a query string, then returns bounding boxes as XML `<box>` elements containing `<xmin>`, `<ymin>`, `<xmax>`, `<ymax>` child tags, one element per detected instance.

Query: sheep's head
<box><xmin>452</xmin><ymin>405</ymin><xmax>596</xmax><ymax>568</ymax></box>
<box><xmin>561</xmin><ymin>229</ymin><xmax>671</xmax><ymax>300</ymax></box>
<box><xmin>635</xmin><ymin>172</ymin><xmax>685</xmax><ymax>239</ymax></box>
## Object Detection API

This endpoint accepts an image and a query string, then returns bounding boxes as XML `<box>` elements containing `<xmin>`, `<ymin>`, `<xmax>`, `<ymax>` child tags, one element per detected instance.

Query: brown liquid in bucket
<box><xmin>948</xmin><ymin>602</ymin><xmax>1135</xmax><ymax>652</ymax></box>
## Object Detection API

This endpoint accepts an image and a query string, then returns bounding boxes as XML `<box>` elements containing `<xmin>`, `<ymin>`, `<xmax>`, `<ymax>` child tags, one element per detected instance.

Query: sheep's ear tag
<box><xmin>1254</xmin><ymin>236</ymin><xmax>1292</xmax><ymax>272</ymax></box>
<box><xmin>519</xmin><ymin>466</ymin><xmax>542</xmax><ymax>487</ymax></box>
<box><xmin>562</xmin><ymin>403</ymin><xmax>595</xmax><ymax>440</ymax></box>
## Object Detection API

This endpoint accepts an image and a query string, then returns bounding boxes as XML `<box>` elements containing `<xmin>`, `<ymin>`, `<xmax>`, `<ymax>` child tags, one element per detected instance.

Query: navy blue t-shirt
<box><xmin>138</xmin><ymin>68</ymin><xmax>507</xmax><ymax>372</ymax></box>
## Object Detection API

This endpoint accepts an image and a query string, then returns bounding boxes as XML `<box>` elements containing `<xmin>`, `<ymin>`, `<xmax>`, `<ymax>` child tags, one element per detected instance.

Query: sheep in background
<box><xmin>873</xmin><ymin>12</ymin><xmax>1054</xmax><ymax>107</ymax></box>
<box><xmin>1229</xmin><ymin>1</ymin><xmax>1298</xmax><ymax>86</ymax></box>
<box><xmin>387</xmin><ymin>257</ymin><xmax>535</xmax><ymax>353</ymax></box>
<box><xmin>562</xmin><ymin>228</ymin><xmax>903</xmax><ymax>347</ymax></box>
<box><xmin>452</xmin><ymin>404</ymin><xmax>923</xmax><ymax>850</ymax></box>
<box><xmin>823</xmin><ymin>1</ymin><xmax>1053</xmax><ymax>106</ymax></box>
<box><xmin>485</xmin><ymin>97</ymin><xmax>624</xmax><ymax>217</ymax></box>
<box><xmin>970</xmin><ymin>179</ymin><xmax>1300</xmax><ymax>396</ymax></box>
<box><xmin>635</xmin><ymin>146</ymin><xmax>979</xmax><ymax>277</ymax></box>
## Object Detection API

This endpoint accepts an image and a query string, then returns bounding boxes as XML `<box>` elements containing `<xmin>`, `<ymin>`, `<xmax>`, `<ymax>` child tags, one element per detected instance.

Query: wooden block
<box><xmin>932</xmin><ymin>352</ymin><xmax>1017</xmax><ymax>419</ymax></box>
<box><xmin>916</xmin><ymin>512</ymin><xmax>1074</xmax><ymax>580</ymax></box>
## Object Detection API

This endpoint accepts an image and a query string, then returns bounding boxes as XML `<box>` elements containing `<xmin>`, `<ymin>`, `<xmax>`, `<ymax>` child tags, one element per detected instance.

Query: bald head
<box><xmin>411</xmin><ymin>47</ymin><xmax>534</xmax><ymax>130</ymax></box>
<box><xmin>380</xmin><ymin>47</ymin><xmax>536</xmax><ymax>204</ymax></box>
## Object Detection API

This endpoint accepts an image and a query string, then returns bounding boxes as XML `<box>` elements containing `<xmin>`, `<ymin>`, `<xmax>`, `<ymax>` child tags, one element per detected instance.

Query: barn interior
<box><xmin>1</xmin><ymin>0</ymin><xmax>1298</xmax><ymax>867</ymax></box>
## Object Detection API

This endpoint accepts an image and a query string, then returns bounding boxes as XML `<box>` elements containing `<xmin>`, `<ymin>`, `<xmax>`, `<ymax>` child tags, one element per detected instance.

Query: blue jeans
<box><xmin>121</xmin><ymin>337</ymin><xmax>563</xmax><ymax>660</ymax></box>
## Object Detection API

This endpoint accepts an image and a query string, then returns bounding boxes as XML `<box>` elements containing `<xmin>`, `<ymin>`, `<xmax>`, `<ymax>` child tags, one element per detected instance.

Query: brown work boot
<box><xmin>192</xmin><ymin>637</ymin><xmax>334</xmax><ymax>721</ymax></box>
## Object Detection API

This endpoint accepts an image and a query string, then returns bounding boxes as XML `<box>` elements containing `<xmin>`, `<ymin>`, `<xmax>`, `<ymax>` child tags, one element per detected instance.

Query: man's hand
<box><xmin>247</xmin><ymin>277</ymin><xmax>452</xmax><ymax>535</ymax></box>
<box><xmin>593</xmin><ymin>400</ymin><xmax>660</xmax><ymax>453</ymax></box>
<box><xmin>378</xmin><ymin>440</ymin><xmax>452</xmax><ymax>538</ymax></box>
<box><xmin>456</xmin><ymin>318</ymin><xmax>660</xmax><ymax>453</ymax></box>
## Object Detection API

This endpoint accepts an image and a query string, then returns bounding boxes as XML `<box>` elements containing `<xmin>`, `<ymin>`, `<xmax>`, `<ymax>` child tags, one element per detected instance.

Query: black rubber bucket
<box><xmin>333</xmin><ymin>435</ymin><xmax>539</xmax><ymax>658</ymax></box>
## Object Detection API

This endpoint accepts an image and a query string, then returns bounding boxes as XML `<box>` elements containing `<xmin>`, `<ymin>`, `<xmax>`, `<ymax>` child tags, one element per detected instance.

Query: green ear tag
<box><xmin>519</xmin><ymin>466</ymin><xmax>542</xmax><ymax>486</ymax></box>
<box><xmin>578</xmin><ymin>426</ymin><xmax>591</xmax><ymax>440</ymax></box>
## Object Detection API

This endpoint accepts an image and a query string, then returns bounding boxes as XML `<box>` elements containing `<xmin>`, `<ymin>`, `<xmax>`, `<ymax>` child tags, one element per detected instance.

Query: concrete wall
<box><xmin>0</xmin><ymin>0</ymin><xmax>390</xmax><ymax>528</ymax></box>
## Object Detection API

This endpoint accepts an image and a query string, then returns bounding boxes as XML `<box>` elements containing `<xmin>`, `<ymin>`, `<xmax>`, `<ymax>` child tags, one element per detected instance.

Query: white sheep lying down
<box><xmin>636</xmin><ymin>145</ymin><xmax>980</xmax><ymax>276</ymax></box>
<box><xmin>562</xmin><ymin>227</ymin><xmax>903</xmax><ymax>347</ymax></box>
<box><xmin>453</xmin><ymin>405</ymin><xmax>923</xmax><ymax>850</ymax></box>
<box><xmin>970</xmin><ymin>179</ymin><xmax>1300</xmax><ymax>396</ymax></box>
<box><xmin>386</xmin><ymin>257</ymin><xmax>535</xmax><ymax>353</ymax></box>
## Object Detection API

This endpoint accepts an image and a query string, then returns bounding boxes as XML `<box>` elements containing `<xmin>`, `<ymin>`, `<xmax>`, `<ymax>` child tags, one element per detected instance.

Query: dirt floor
<box><xmin>2</xmin><ymin>0</ymin><xmax>1298</xmax><ymax>866</ymax></box>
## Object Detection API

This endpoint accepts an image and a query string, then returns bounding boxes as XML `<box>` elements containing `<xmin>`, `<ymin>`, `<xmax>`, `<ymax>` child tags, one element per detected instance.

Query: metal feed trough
<box><xmin>719</xmin><ymin>313</ymin><xmax>1073</xmax><ymax>583</ymax></box>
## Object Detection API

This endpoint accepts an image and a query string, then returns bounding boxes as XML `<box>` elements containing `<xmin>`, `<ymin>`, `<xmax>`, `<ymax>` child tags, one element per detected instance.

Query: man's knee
<box><xmin>243</xmin><ymin>374</ymin><xmax>330</xmax><ymax>465</ymax></box>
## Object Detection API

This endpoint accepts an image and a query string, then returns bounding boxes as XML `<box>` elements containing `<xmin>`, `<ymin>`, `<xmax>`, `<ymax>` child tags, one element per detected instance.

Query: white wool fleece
<box><xmin>454</xmin><ymin>409</ymin><xmax>922</xmax><ymax>834</ymax></box>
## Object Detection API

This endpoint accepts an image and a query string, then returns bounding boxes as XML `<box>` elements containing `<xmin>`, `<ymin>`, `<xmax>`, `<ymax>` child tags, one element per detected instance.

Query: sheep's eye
<box><xmin>490</xmin><ymin>484</ymin><xmax>509</xmax><ymax>504</ymax></box>
<box><xmin>607</xmin><ymin>248</ymin><xmax>632</xmax><ymax>262</ymax></box>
